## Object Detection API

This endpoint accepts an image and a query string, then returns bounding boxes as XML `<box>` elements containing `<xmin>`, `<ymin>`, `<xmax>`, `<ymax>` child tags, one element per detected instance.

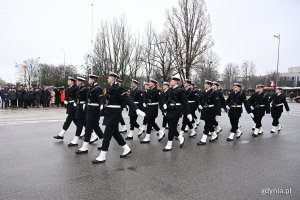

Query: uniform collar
<box><xmin>206</xmin><ymin>88</ymin><xmax>212</xmax><ymax>92</ymax></box>
<box><xmin>173</xmin><ymin>85</ymin><xmax>178</xmax><ymax>89</ymax></box>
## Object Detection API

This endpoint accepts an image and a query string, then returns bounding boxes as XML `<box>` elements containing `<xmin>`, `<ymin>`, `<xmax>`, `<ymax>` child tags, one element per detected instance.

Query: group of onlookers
<box><xmin>0</xmin><ymin>85</ymin><xmax>66</xmax><ymax>109</ymax></box>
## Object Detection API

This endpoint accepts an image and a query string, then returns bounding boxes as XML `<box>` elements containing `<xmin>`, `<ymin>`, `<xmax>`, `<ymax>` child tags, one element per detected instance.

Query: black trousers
<box><xmin>181</xmin><ymin>115</ymin><xmax>193</xmax><ymax>131</ymax></box>
<box><xmin>191</xmin><ymin>108</ymin><xmax>197</xmax><ymax>120</ymax></box>
<box><xmin>119</xmin><ymin>116</ymin><xmax>125</xmax><ymax>126</ymax></box>
<box><xmin>143</xmin><ymin>116</ymin><xmax>147</xmax><ymax>125</ymax></box>
<box><xmin>271</xmin><ymin>112</ymin><xmax>282</xmax><ymax>126</ymax></box>
<box><xmin>83</xmin><ymin>120</ymin><xmax>103</xmax><ymax>142</ymax></box>
<box><xmin>229</xmin><ymin>117</ymin><xmax>239</xmax><ymax>133</ymax></box>
<box><xmin>62</xmin><ymin>112</ymin><xmax>77</xmax><ymax>131</ymax></box>
<box><xmin>129</xmin><ymin>114</ymin><xmax>140</xmax><ymax>130</ymax></box>
<box><xmin>11</xmin><ymin>100</ymin><xmax>17</xmax><ymax>108</ymax></box>
<box><xmin>146</xmin><ymin>118</ymin><xmax>160</xmax><ymax>134</ymax></box>
<box><xmin>162</xmin><ymin>115</ymin><xmax>167</xmax><ymax>128</ymax></box>
<box><xmin>102</xmin><ymin>123</ymin><xmax>126</xmax><ymax>151</ymax></box>
<box><xmin>203</xmin><ymin>118</ymin><xmax>215</xmax><ymax>135</ymax></box>
<box><xmin>212</xmin><ymin>118</ymin><xmax>218</xmax><ymax>127</ymax></box>
<box><xmin>75</xmin><ymin>118</ymin><xmax>85</xmax><ymax>137</ymax></box>
<box><xmin>167</xmin><ymin>118</ymin><xmax>180</xmax><ymax>141</ymax></box>
<box><xmin>18</xmin><ymin>99</ymin><xmax>23</xmax><ymax>108</ymax></box>
<box><xmin>253</xmin><ymin>115</ymin><xmax>263</xmax><ymax>128</ymax></box>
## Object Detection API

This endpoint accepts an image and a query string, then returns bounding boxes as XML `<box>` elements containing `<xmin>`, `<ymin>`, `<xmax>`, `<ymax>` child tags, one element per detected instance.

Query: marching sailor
<box><xmin>197</xmin><ymin>80</ymin><xmax>221</xmax><ymax>145</ymax></box>
<box><xmin>125</xmin><ymin>79</ymin><xmax>144</xmax><ymax>140</ymax></box>
<box><xmin>68</xmin><ymin>77</ymin><xmax>88</xmax><ymax>146</ymax></box>
<box><xmin>117</xmin><ymin>79</ymin><xmax>128</xmax><ymax>134</ymax></box>
<box><xmin>179</xmin><ymin>79</ymin><xmax>197</xmax><ymax>138</ymax></box>
<box><xmin>270</xmin><ymin>87</ymin><xmax>291</xmax><ymax>133</ymax></box>
<box><xmin>162</xmin><ymin>76</ymin><xmax>192</xmax><ymax>151</ymax></box>
<box><xmin>140</xmin><ymin>79</ymin><xmax>164</xmax><ymax>143</ymax></box>
<box><xmin>75</xmin><ymin>74</ymin><xmax>104</xmax><ymax>154</ymax></box>
<box><xmin>212</xmin><ymin>81</ymin><xmax>227</xmax><ymax>134</ymax></box>
<box><xmin>248</xmin><ymin>84</ymin><xmax>271</xmax><ymax>137</ymax></box>
<box><xmin>159</xmin><ymin>82</ymin><xmax>170</xmax><ymax>134</ymax></box>
<box><xmin>92</xmin><ymin>72</ymin><xmax>145</xmax><ymax>164</ymax></box>
<box><xmin>225</xmin><ymin>83</ymin><xmax>251</xmax><ymax>141</ymax></box>
<box><xmin>54</xmin><ymin>76</ymin><xmax>78</xmax><ymax>140</ymax></box>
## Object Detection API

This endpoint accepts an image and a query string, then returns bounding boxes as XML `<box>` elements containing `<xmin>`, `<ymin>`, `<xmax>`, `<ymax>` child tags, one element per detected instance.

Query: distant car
<box><xmin>295</xmin><ymin>96</ymin><xmax>300</xmax><ymax>103</ymax></box>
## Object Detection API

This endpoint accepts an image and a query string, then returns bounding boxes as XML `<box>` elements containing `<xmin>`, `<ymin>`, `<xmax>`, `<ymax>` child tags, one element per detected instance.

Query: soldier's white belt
<box><xmin>203</xmin><ymin>105</ymin><xmax>214</xmax><ymax>108</ymax></box>
<box><xmin>79</xmin><ymin>101</ymin><xmax>85</xmax><ymax>104</ymax></box>
<box><xmin>134</xmin><ymin>102</ymin><xmax>139</xmax><ymax>104</ymax></box>
<box><xmin>68</xmin><ymin>100</ymin><xmax>74</xmax><ymax>103</ymax></box>
<box><xmin>231</xmin><ymin>105</ymin><xmax>242</xmax><ymax>107</ymax></box>
<box><xmin>273</xmin><ymin>103</ymin><xmax>283</xmax><ymax>107</ymax></box>
<box><xmin>257</xmin><ymin>105</ymin><xmax>265</xmax><ymax>107</ymax></box>
<box><xmin>88</xmin><ymin>103</ymin><xmax>99</xmax><ymax>106</ymax></box>
<box><xmin>107</xmin><ymin>105</ymin><xmax>121</xmax><ymax>108</ymax></box>
<box><xmin>188</xmin><ymin>101</ymin><xmax>195</xmax><ymax>103</ymax></box>
<box><xmin>147</xmin><ymin>103</ymin><xmax>158</xmax><ymax>106</ymax></box>
<box><xmin>170</xmin><ymin>103</ymin><xmax>181</xmax><ymax>106</ymax></box>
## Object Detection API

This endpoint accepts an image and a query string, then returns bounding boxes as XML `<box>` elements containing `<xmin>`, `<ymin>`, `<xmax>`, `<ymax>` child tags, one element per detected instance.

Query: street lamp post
<box><xmin>90</xmin><ymin>3</ymin><xmax>94</xmax><ymax>75</ymax></box>
<box><xmin>273</xmin><ymin>34</ymin><xmax>280</xmax><ymax>88</ymax></box>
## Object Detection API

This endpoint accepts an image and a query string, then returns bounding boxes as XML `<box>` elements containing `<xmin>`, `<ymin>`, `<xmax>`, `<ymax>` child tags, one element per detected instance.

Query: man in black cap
<box><xmin>159</xmin><ymin>82</ymin><xmax>170</xmax><ymax>134</ymax></box>
<box><xmin>140</xmin><ymin>79</ymin><xmax>165</xmax><ymax>143</ymax></box>
<box><xmin>269</xmin><ymin>87</ymin><xmax>291</xmax><ymax>133</ymax></box>
<box><xmin>162</xmin><ymin>76</ymin><xmax>192</xmax><ymax>151</ymax></box>
<box><xmin>75</xmin><ymin>74</ymin><xmax>104</xmax><ymax>154</ymax></box>
<box><xmin>54</xmin><ymin>76</ymin><xmax>78</xmax><ymax>140</ymax></box>
<box><xmin>68</xmin><ymin>77</ymin><xmax>88</xmax><ymax>146</ymax></box>
<box><xmin>225</xmin><ymin>83</ymin><xmax>252</xmax><ymax>141</ymax></box>
<box><xmin>189</xmin><ymin>82</ymin><xmax>200</xmax><ymax>126</ymax></box>
<box><xmin>179</xmin><ymin>79</ymin><xmax>197</xmax><ymax>138</ymax></box>
<box><xmin>197</xmin><ymin>80</ymin><xmax>221</xmax><ymax>145</ymax></box>
<box><xmin>125</xmin><ymin>79</ymin><xmax>144</xmax><ymax>140</ymax></box>
<box><xmin>141</xmin><ymin>82</ymin><xmax>149</xmax><ymax>131</ymax></box>
<box><xmin>248</xmin><ymin>85</ymin><xmax>271</xmax><ymax>137</ymax></box>
<box><xmin>117</xmin><ymin>79</ymin><xmax>128</xmax><ymax>134</ymax></box>
<box><xmin>212</xmin><ymin>81</ymin><xmax>227</xmax><ymax>134</ymax></box>
<box><xmin>92</xmin><ymin>72</ymin><xmax>145</xmax><ymax>163</ymax></box>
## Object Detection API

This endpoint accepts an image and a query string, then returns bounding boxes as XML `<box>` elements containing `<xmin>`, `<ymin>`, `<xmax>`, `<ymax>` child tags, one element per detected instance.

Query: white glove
<box><xmin>251</xmin><ymin>106</ymin><xmax>254</xmax><ymax>110</ymax></box>
<box><xmin>73</xmin><ymin>102</ymin><xmax>77</xmax><ymax>107</ymax></box>
<box><xmin>123</xmin><ymin>108</ymin><xmax>127</xmax><ymax>112</ymax></box>
<box><xmin>198</xmin><ymin>105</ymin><xmax>203</xmax><ymax>110</ymax></box>
<box><xmin>249</xmin><ymin>113</ymin><xmax>254</xmax><ymax>118</ymax></box>
<box><xmin>221</xmin><ymin>108</ymin><xmax>225</xmax><ymax>112</ymax></box>
<box><xmin>187</xmin><ymin>114</ymin><xmax>193</xmax><ymax>122</ymax></box>
<box><xmin>100</xmin><ymin>104</ymin><xmax>103</xmax><ymax>111</ymax></box>
<box><xmin>226</xmin><ymin>105</ymin><xmax>230</xmax><ymax>110</ymax></box>
<box><xmin>64</xmin><ymin>100</ymin><xmax>68</xmax><ymax>105</ymax></box>
<box><xmin>216</xmin><ymin>115</ymin><xmax>220</xmax><ymax>122</ymax></box>
<box><xmin>136</xmin><ymin>109</ymin><xmax>146</xmax><ymax>117</ymax></box>
<box><xmin>143</xmin><ymin>103</ymin><xmax>146</xmax><ymax>107</ymax></box>
<box><xmin>288</xmin><ymin>111</ymin><xmax>292</xmax><ymax>116</ymax></box>
<box><xmin>83</xmin><ymin>104</ymin><xmax>86</xmax><ymax>111</ymax></box>
<box><xmin>100</xmin><ymin>116</ymin><xmax>104</xmax><ymax>121</ymax></box>
<box><xmin>163</xmin><ymin>104</ymin><xmax>167</xmax><ymax>110</ymax></box>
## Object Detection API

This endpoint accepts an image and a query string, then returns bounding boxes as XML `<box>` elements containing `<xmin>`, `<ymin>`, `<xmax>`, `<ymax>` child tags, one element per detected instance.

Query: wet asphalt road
<box><xmin>0</xmin><ymin>104</ymin><xmax>300</xmax><ymax>200</ymax></box>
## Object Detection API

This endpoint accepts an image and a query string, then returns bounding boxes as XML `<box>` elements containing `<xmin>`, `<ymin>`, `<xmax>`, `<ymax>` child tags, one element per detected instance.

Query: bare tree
<box><xmin>166</xmin><ymin>0</ymin><xmax>213</xmax><ymax>79</ymax></box>
<box><xmin>222</xmin><ymin>63</ymin><xmax>240</xmax><ymax>89</ymax></box>
<box><xmin>240</xmin><ymin>61</ymin><xmax>256</xmax><ymax>89</ymax></box>
<box><xmin>150</xmin><ymin>32</ymin><xmax>177</xmax><ymax>81</ymax></box>
<box><xmin>140</xmin><ymin>23</ymin><xmax>156</xmax><ymax>81</ymax></box>
<box><xmin>16</xmin><ymin>58</ymin><xmax>40</xmax><ymax>86</ymax></box>
<box><xmin>0</xmin><ymin>78</ymin><xmax>6</xmax><ymax>87</ymax></box>
<box><xmin>193</xmin><ymin>50</ymin><xmax>219</xmax><ymax>86</ymax></box>
<box><xmin>91</xmin><ymin>16</ymin><xmax>136</xmax><ymax>87</ymax></box>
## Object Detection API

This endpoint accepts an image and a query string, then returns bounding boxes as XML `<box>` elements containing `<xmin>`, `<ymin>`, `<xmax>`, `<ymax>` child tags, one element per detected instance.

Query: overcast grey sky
<box><xmin>0</xmin><ymin>0</ymin><xmax>299</xmax><ymax>82</ymax></box>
